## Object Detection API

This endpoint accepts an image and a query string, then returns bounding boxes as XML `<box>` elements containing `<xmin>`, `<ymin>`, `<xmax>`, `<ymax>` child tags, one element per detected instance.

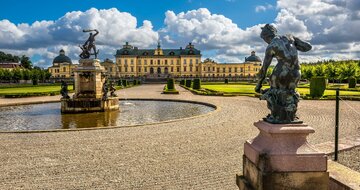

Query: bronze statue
<box><xmin>110</xmin><ymin>81</ymin><xmax>117</xmax><ymax>97</ymax></box>
<box><xmin>79</xmin><ymin>29</ymin><xmax>99</xmax><ymax>59</ymax></box>
<box><xmin>102</xmin><ymin>79</ymin><xmax>108</xmax><ymax>100</ymax></box>
<box><xmin>255</xmin><ymin>24</ymin><xmax>312</xmax><ymax>124</ymax></box>
<box><xmin>60</xmin><ymin>80</ymin><xmax>70</xmax><ymax>99</ymax></box>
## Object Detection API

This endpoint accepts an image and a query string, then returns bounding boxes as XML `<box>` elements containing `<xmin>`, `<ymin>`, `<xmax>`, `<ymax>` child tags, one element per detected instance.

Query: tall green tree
<box><xmin>12</xmin><ymin>68</ymin><xmax>23</xmax><ymax>82</ymax></box>
<box><xmin>325</xmin><ymin>64</ymin><xmax>338</xmax><ymax>83</ymax></box>
<box><xmin>20</xmin><ymin>55</ymin><xmax>32</xmax><ymax>69</ymax></box>
<box><xmin>338</xmin><ymin>62</ymin><xmax>358</xmax><ymax>81</ymax></box>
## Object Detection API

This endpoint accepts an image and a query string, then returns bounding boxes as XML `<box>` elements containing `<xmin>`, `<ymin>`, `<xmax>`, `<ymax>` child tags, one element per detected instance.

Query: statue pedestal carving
<box><xmin>236</xmin><ymin>121</ymin><xmax>329</xmax><ymax>190</ymax></box>
<box><xmin>61</xmin><ymin>59</ymin><xmax>119</xmax><ymax>113</ymax></box>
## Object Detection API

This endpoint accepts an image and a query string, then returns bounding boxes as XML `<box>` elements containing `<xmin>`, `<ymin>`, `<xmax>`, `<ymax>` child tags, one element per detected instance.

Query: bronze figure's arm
<box><xmin>93</xmin><ymin>29</ymin><xmax>99</xmax><ymax>37</ymax></box>
<box><xmin>294</xmin><ymin>37</ymin><xmax>312</xmax><ymax>52</ymax></box>
<box><xmin>255</xmin><ymin>47</ymin><xmax>274</xmax><ymax>93</ymax></box>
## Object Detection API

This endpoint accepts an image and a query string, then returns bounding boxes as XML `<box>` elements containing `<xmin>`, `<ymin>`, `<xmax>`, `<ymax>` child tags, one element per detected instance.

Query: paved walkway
<box><xmin>0</xmin><ymin>84</ymin><xmax>359</xmax><ymax>189</ymax></box>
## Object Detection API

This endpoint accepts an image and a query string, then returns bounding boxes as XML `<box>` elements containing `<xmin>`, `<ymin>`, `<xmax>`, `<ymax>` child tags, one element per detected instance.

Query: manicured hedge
<box><xmin>348</xmin><ymin>77</ymin><xmax>356</xmax><ymax>88</ymax></box>
<box><xmin>310</xmin><ymin>77</ymin><xmax>326</xmax><ymax>98</ymax></box>
<box><xmin>185</xmin><ymin>79</ymin><xmax>192</xmax><ymax>87</ymax></box>
<box><xmin>193</xmin><ymin>78</ymin><xmax>201</xmax><ymax>90</ymax></box>
<box><xmin>133</xmin><ymin>79</ymin><xmax>137</xmax><ymax>86</ymax></box>
<box><xmin>224</xmin><ymin>78</ymin><xmax>228</xmax><ymax>84</ymax></box>
<box><xmin>180</xmin><ymin>79</ymin><xmax>185</xmax><ymax>85</ymax></box>
<box><xmin>167</xmin><ymin>78</ymin><xmax>175</xmax><ymax>90</ymax></box>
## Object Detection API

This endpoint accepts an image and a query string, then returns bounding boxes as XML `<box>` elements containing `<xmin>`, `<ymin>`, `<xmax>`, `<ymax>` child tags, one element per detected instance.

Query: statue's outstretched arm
<box><xmin>255</xmin><ymin>47</ymin><xmax>274</xmax><ymax>93</ymax></box>
<box><xmin>94</xmin><ymin>29</ymin><xmax>99</xmax><ymax>37</ymax></box>
<box><xmin>294</xmin><ymin>37</ymin><xmax>312</xmax><ymax>52</ymax></box>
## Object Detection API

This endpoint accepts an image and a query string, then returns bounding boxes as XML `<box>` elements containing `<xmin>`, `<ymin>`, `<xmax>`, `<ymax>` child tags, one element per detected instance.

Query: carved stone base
<box><xmin>61</xmin><ymin>97</ymin><xmax>119</xmax><ymax>113</ymax></box>
<box><xmin>237</xmin><ymin>121</ymin><xmax>329</xmax><ymax>190</ymax></box>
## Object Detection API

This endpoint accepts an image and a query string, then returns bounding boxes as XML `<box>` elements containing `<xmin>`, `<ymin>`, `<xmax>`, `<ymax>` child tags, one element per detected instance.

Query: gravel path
<box><xmin>338</xmin><ymin>147</ymin><xmax>360</xmax><ymax>173</ymax></box>
<box><xmin>0</xmin><ymin>84</ymin><xmax>359</xmax><ymax>189</ymax></box>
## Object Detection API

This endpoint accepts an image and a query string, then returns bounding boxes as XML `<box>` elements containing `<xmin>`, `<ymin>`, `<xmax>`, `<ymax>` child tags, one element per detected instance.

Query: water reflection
<box><xmin>0</xmin><ymin>100</ymin><xmax>214</xmax><ymax>131</ymax></box>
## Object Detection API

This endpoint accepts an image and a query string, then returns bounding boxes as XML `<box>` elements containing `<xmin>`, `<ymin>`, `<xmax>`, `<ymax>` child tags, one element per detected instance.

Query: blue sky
<box><xmin>0</xmin><ymin>0</ymin><xmax>359</xmax><ymax>67</ymax></box>
<box><xmin>1</xmin><ymin>0</ymin><xmax>277</xmax><ymax>29</ymax></box>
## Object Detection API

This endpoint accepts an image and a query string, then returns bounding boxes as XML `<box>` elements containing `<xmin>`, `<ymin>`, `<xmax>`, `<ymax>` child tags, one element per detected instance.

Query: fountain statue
<box><xmin>61</xmin><ymin>29</ymin><xmax>119</xmax><ymax>113</ymax></box>
<box><xmin>255</xmin><ymin>24</ymin><xmax>312</xmax><ymax>124</ymax></box>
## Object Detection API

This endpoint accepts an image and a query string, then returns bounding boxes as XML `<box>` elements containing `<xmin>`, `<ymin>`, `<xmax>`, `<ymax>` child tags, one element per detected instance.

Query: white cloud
<box><xmin>0</xmin><ymin>8</ymin><xmax>159</xmax><ymax>67</ymax></box>
<box><xmin>255</xmin><ymin>4</ymin><xmax>274</xmax><ymax>12</ymax></box>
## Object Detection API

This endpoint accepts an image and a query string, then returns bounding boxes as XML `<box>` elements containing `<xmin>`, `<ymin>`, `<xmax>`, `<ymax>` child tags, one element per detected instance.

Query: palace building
<box><xmin>48</xmin><ymin>49</ymin><xmax>77</xmax><ymax>78</ymax></box>
<box><xmin>49</xmin><ymin>43</ymin><xmax>262</xmax><ymax>79</ymax></box>
<box><xmin>114</xmin><ymin>42</ymin><xmax>261</xmax><ymax>78</ymax></box>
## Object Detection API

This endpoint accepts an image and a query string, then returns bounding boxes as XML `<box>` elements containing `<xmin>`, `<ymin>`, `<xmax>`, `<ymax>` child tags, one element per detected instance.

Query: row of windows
<box><xmin>203</xmin><ymin>67</ymin><xmax>258</xmax><ymax>72</ymax></box>
<box><xmin>50</xmin><ymin>67</ymin><xmax>74</xmax><ymax>73</ymax></box>
<box><xmin>118</xmin><ymin>59</ymin><xmax>200</xmax><ymax>65</ymax></box>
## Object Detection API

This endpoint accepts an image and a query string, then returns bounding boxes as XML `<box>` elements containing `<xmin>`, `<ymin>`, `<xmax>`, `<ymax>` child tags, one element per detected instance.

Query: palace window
<box><xmin>196</xmin><ymin>59</ymin><xmax>199</xmax><ymax>64</ymax></box>
<box><xmin>248</xmin><ymin>66</ymin><xmax>250</xmax><ymax>70</ymax></box>
<box><xmin>177</xmin><ymin>67</ymin><xmax>180</xmax><ymax>72</ymax></box>
<box><xmin>184</xmin><ymin>66</ymin><xmax>187</xmax><ymax>72</ymax></box>
<box><xmin>196</xmin><ymin>67</ymin><xmax>198</xmax><ymax>72</ymax></box>
<box><xmin>217</xmin><ymin>68</ymin><xmax>220</xmax><ymax>73</ymax></box>
<box><xmin>240</xmin><ymin>68</ymin><xmax>243</xmax><ymax>72</ymax></box>
<box><xmin>109</xmin><ymin>68</ymin><xmax>112</xmax><ymax>72</ymax></box>
<box><xmin>213</xmin><ymin>67</ymin><xmax>215</xmax><ymax>71</ymax></box>
<box><xmin>131</xmin><ymin>59</ymin><xmax>134</xmax><ymax>65</ymax></box>
<box><xmin>183</xmin><ymin>59</ymin><xmax>187</xmax><ymax>64</ymax></box>
<box><xmin>190</xmin><ymin>67</ymin><xmax>193</xmax><ymax>72</ymax></box>
<box><xmin>204</xmin><ymin>67</ymin><xmax>206</xmax><ymax>71</ymax></box>
<box><xmin>125</xmin><ymin>67</ymin><xmax>128</xmax><ymax>72</ymax></box>
<box><xmin>165</xmin><ymin>60</ymin><xmax>168</xmax><ymax>65</ymax></box>
<box><xmin>63</xmin><ymin>67</ymin><xmax>66</xmax><ymax>72</ymax></box>
<box><xmin>125</xmin><ymin>59</ymin><xmax>128</xmax><ymax>65</ymax></box>
<box><xmin>150</xmin><ymin>60</ymin><xmax>153</xmax><ymax>65</ymax></box>
<box><xmin>208</xmin><ymin>67</ymin><xmax>211</xmax><ymax>72</ymax></box>
<box><xmin>223</xmin><ymin>68</ymin><xmax>226</xmax><ymax>73</ymax></box>
<box><xmin>118</xmin><ymin>67</ymin><xmax>121</xmax><ymax>72</ymax></box>
<box><xmin>171</xmin><ymin>60</ymin><xmax>174</xmax><ymax>65</ymax></box>
<box><xmin>118</xmin><ymin>59</ymin><xmax>122</xmax><ymax>64</ymax></box>
<box><xmin>171</xmin><ymin>67</ymin><xmax>174</xmax><ymax>72</ymax></box>
<box><xmin>138</xmin><ymin>67</ymin><xmax>141</xmax><ymax>72</ymax></box>
<box><xmin>144</xmin><ymin>67</ymin><xmax>147</xmax><ymax>72</ymax></box>
<box><xmin>131</xmin><ymin>67</ymin><xmax>134</xmax><ymax>72</ymax></box>
<box><xmin>144</xmin><ymin>60</ymin><xmax>147</xmax><ymax>65</ymax></box>
<box><xmin>138</xmin><ymin>60</ymin><xmax>141</xmax><ymax>64</ymax></box>
<box><xmin>190</xmin><ymin>59</ymin><xmax>193</xmax><ymax>64</ymax></box>
<box><xmin>235</xmin><ymin>68</ymin><xmax>237</xmax><ymax>72</ymax></box>
<box><xmin>229</xmin><ymin>68</ymin><xmax>232</xmax><ymax>72</ymax></box>
<box><xmin>158</xmin><ymin>60</ymin><xmax>160</xmax><ymax>65</ymax></box>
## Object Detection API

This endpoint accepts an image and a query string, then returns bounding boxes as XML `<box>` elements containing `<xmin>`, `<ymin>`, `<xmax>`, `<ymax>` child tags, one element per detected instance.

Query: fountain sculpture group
<box><xmin>61</xmin><ymin>29</ymin><xmax>119</xmax><ymax>113</ymax></box>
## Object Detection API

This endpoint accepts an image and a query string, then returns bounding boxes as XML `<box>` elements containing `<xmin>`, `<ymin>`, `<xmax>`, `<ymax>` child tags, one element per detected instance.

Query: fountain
<box><xmin>61</xmin><ymin>29</ymin><xmax>119</xmax><ymax>113</ymax></box>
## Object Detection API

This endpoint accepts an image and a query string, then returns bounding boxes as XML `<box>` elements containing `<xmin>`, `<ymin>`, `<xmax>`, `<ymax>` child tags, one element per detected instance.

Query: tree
<box><xmin>3</xmin><ymin>69</ymin><xmax>13</xmax><ymax>81</ymax></box>
<box><xmin>20</xmin><ymin>55</ymin><xmax>32</xmax><ymax>69</ymax></box>
<box><xmin>22</xmin><ymin>69</ymin><xmax>31</xmax><ymax>80</ymax></box>
<box><xmin>338</xmin><ymin>62</ymin><xmax>358</xmax><ymax>81</ymax></box>
<box><xmin>313</xmin><ymin>64</ymin><xmax>326</xmax><ymax>77</ymax></box>
<box><xmin>12</xmin><ymin>68</ymin><xmax>23</xmax><ymax>82</ymax></box>
<box><xmin>300</xmin><ymin>65</ymin><xmax>313</xmax><ymax>80</ymax></box>
<box><xmin>31</xmin><ymin>69</ymin><xmax>39</xmax><ymax>85</ymax></box>
<box><xmin>325</xmin><ymin>64</ymin><xmax>338</xmax><ymax>83</ymax></box>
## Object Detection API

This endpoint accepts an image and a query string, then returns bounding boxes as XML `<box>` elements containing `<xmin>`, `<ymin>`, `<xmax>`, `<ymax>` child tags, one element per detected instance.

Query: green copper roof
<box><xmin>53</xmin><ymin>49</ymin><xmax>72</xmax><ymax>64</ymax></box>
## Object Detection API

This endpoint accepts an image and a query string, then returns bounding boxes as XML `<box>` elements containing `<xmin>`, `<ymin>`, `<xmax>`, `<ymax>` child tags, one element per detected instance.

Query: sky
<box><xmin>0</xmin><ymin>0</ymin><xmax>359</xmax><ymax>68</ymax></box>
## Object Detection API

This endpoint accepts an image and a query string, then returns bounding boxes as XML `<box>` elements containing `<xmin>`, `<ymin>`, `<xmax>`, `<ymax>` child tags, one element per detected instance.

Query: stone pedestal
<box><xmin>237</xmin><ymin>121</ymin><xmax>329</xmax><ymax>190</ymax></box>
<box><xmin>61</xmin><ymin>59</ymin><xmax>119</xmax><ymax>113</ymax></box>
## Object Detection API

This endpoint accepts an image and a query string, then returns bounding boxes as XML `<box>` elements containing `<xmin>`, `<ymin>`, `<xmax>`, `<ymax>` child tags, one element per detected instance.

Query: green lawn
<box><xmin>202</xmin><ymin>84</ymin><xmax>360</xmax><ymax>97</ymax></box>
<box><xmin>0</xmin><ymin>85</ymin><xmax>74</xmax><ymax>96</ymax></box>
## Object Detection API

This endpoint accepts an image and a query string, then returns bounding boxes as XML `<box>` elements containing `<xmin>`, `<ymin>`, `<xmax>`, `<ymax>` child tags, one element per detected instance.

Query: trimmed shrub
<box><xmin>348</xmin><ymin>77</ymin><xmax>356</xmax><ymax>88</ymax></box>
<box><xmin>310</xmin><ymin>77</ymin><xmax>326</xmax><ymax>98</ymax></box>
<box><xmin>121</xmin><ymin>79</ymin><xmax>128</xmax><ymax>87</ymax></box>
<box><xmin>180</xmin><ymin>79</ymin><xmax>185</xmax><ymax>86</ymax></box>
<box><xmin>133</xmin><ymin>79</ymin><xmax>137</xmax><ymax>86</ymax></box>
<box><xmin>193</xmin><ymin>78</ymin><xmax>201</xmax><ymax>90</ymax></box>
<box><xmin>225</xmin><ymin>78</ymin><xmax>229</xmax><ymax>84</ymax></box>
<box><xmin>167</xmin><ymin>78</ymin><xmax>175</xmax><ymax>90</ymax></box>
<box><xmin>137</xmin><ymin>80</ymin><xmax>141</xmax><ymax>85</ymax></box>
<box><xmin>185</xmin><ymin>79</ymin><xmax>192</xmax><ymax>87</ymax></box>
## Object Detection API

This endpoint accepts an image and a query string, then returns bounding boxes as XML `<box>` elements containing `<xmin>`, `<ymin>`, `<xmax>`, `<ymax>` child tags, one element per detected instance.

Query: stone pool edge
<box><xmin>0</xmin><ymin>98</ymin><xmax>220</xmax><ymax>134</ymax></box>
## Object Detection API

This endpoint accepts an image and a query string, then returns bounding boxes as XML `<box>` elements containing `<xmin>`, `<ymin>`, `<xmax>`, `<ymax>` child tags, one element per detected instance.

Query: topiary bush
<box><xmin>310</xmin><ymin>77</ymin><xmax>326</xmax><ymax>98</ymax></box>
<box><xmin>167</xmin><ymin>78</ymin><xmax>175</xmax><ymax>90</ymax></box>
<box><xmin>348</xmin><ymin>77</ymin><xmax>356</xmax><ymax>88</ymax></box>
<box><xmin>225</xmin><ymin>78</ymin><xmax>229</xmax><ymax>84</ymax></box>
<box><xmin>133</xmin><ymin>79</ymin><xmax>137</xmax><ymax>86</ymax></box>
<box><xmin>193</xmin><ymin>78</ymin><xmax>201</xmax><ymax>90</ymax></box>
<box><xmin>137</xmin><ymin>80</ymin><xmax>141</xmax><ymax>85</ymax></box>
<box><xmin>121</xmin><ymin>79</ymin><xmax>128</xmax><ymax>87</ymax></box>
<box><xmin>185</xmin><ymin>79</ymin><xmax>192</xmax><ymax>87</ymax></box>
<box><xmin>180</xmin><ymin>79</ymin><xmax>185</xmax><ymax>86</ymax></box>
